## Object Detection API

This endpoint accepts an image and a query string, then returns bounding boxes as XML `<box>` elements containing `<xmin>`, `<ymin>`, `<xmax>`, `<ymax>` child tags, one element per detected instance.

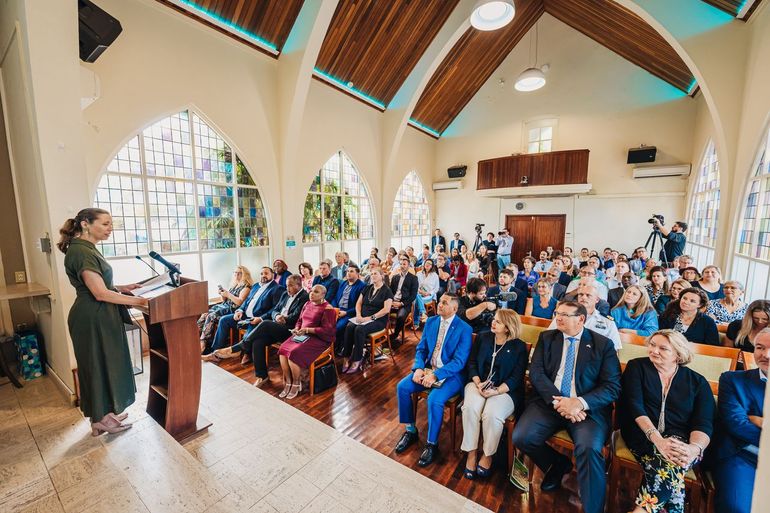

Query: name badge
<box><xmin>595</xmin><ymin>320</ymin><xmax>607</xmax><ymax>330</ymax></box>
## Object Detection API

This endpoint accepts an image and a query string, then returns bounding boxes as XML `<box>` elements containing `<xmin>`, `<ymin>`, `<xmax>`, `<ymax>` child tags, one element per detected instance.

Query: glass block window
<box><xmin>391</xmin><ymin>171</ymin><xmax>430</xmax><ymax>250</ymax></box>
<box><xmin>527</xmin><ymin>126</ymin><xmax>553</xmax><ymax>153</ymax></box>
<box><xmin>93</xmin><ymin>109</ymin><xmax>270</xmax><ymax>282</ymax></box>
<box><xmin>687</xmin><ymin>140</ymin><xmax>720</xmax><ymax>247</ymax></box>
<box><xmin>302</xmin><ymin>151</ymin><xmax>374</xmax><ymax>261</ymax></box>
<box><xmin>735</xmin><ymin>123</ymin><xmax>770</xmax><ymax>259</ymax></box>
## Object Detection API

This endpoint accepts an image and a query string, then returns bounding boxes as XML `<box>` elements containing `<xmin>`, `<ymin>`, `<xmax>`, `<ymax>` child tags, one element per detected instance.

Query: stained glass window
<box><xmin>687</xmin><ymin>140</ymin><xmax>720</xmax><ymax>247</ymax></box>
<box><xmin>736</xmin><ymin>124</ymin><xmax>770</xmax><ymax>259</ymax></box>
<box><xmin>302</xmin><ymin>152</ymin><xmax>374</xmax><ymax>261</ymax></box>
<box><xmin>93</xmin><ymin>110</ymin><xmax>270</xmax><ymax>284</ymax></box>
<box><xmin>391</xmin><ymin>171</ymin><xmax>430</xmax><ymax>251</ymax></box>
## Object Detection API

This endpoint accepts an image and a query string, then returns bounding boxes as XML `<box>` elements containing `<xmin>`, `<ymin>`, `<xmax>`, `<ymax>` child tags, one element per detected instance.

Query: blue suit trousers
<box><xmin>397</xmin><ymin>373</ymin><xmax>464</xmax><ymax>445</ymax></box>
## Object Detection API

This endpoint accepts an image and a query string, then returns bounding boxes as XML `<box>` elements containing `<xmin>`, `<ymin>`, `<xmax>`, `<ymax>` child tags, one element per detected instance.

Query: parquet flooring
<box><xmin>217</xmin><ymin>328</ymin><xmax>640</xmax><ymax>513</ymax></box>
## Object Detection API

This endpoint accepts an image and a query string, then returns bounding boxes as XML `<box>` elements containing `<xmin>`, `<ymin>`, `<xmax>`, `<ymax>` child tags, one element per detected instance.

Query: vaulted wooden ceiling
<box><xmin>315</xmin><ymin>0</ymin><xmax>459</xmax><ymax>108</ymax></box>
<box><xmin>701</xmin><ymin>0</ymin><xmax>763</xmax><ymax>19</ymax></box>
<box><xmin>155</xmin><ymin>0</ymin><xmax>304</xmax><ymax>55</ymax></box>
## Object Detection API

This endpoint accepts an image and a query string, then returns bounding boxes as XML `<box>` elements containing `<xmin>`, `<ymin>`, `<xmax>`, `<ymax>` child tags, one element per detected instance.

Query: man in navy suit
<box><xmin>711</xmin><ymin>329</ymin><xmax>768</xmax><ymax>513</ymax></box>
<box><xmin>312</xmin><ymin>259</ymin><xmax>340</xmax><ymax>302</ymax></box>
<box><xmin>449</xmin><ymin>232</ymin><xmax>465</xmax><ymax>253</ymax></box>
<box><xmin>394</xmin><ymin>294</ymin><xmax>473</xmax><ymax>467</ymax></box>
<box><xmin>208</xmin><ymin>266</ymin><xmax>285</xmax><ymax>353</ymax></box>
<box><xmin>431</xmin><ymin>228</ymin><xmax>446</xmax><ymax>253</ymax></box>
<box><xmin>331</xmin><ymin>266</ymin><xmax>366</xmax><ymax>352</ymax></box>
<box><xmin>511</xmin><ymin>301</ymin><xmax>621</xmax><ymax>513</ymax></box>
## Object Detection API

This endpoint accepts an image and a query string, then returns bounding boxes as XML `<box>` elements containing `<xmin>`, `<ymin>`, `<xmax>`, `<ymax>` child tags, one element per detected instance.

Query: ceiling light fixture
<box><xmin>515</xmin><ymin>21</ymin><xmax>546</xmax><ymax>92</ymax></box>
<box><xmin>470</xmin><ymin>0</ymin><xmax>515</xmax><ymax>31</ymax></box>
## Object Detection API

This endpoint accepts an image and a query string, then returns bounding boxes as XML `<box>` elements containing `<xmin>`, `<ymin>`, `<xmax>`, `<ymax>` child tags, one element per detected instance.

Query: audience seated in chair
<box><xmin>435</xmin><ymin>254</ymin><xmax>451</xmax><ymax>297</ymax></box>
<box><xmin>330</xmin><ymin>251</ymin><xmax>349</xmax><ymax>281</ymax></box>
<box><xmin>605</xmin><ymin>260</ymin><xmax>631</xmax><ymax>291</ymax></box>
<box><xmin>511</xmin><ymin>301</ymin><xmax>621</xmax><ymax>513</ymax></box>
<box><xmin>566</xmin><ymin>267</ymin><xmax>609</xmax><ymax>301</ymax></box>
<box><xmin>725</xmin><ymin>300</ymin><xmax>770</xmax><ymax>351</ymax></box>
<box><xmin>533</xmin><ymin>251</ymin><xmax>553</xmax><ymax>273</ymax></box>
<box><xmin>298</xmin><ymin>262</ymin><xmax>314</xmax><ymax>292</ymax></box>
<box><xmin>361</xmin><ymin>256</ymin><xmax>381</xmax><ymax>284</ymax></box>
<box><xmin>691</xmin><ymin>264</ymin><xmax>725</xmax><ymax>301</ymax></box>
<box><xmin>526</xmin><ymin>279</ymin><xmax>558</xmax><ymax>320</ymax></box>
<box><xmin>618</xmin><ymin>330</ymin><xmax>715</xmax><ymax>513</ymax></box>
<box><xmin>394</xmin><ymin>294</ymin><xmax>472</xmax><ymax>467</ymax></box>
<box><xmin>610</xmin><ymin>284</ymin><xmax>659</xmax><ymax>337</ymax></box>
<box><xmin>414</xmin><ymin>259</ymin><xmax>439</xmax><ymax>328</ymax></box>
<box><xmin>331</xmin><ymin>265</ymin><xmax>366</xmax><ymax>351</ymax></box>
<box><xmin>448</xmin><ymin>255</ymin><xmax>468</xmax><ymax>294</ymax></box>
<box><xmin>312</xmin><ymin>259</ymin><xmax>340</xmax><ymax>302</ymax></box>
<box><xmin>198</xmin><ymin>265</ymin><xmax>253</xmax><ymax>354</ymax></box>
<box><xmin>563</xmin><ymin>277</ymin><xmax>612</xmax><ymax>317</ymax></box>
<box><xmin>416</xmin><ymin>246</ymin><xmax>431</xmax><ymax>267</ymax></box>
<box><xmin>273</xmin><ymin>259</ymin><xmax>291</xmax><ymax>288</ymax></box>
<box><xmin>644</xmin><ymin>265</ymin><xmax>670</xmax><ymax>305</ymax></box>
<box><xmin>544</xmin><ymin>266</ymin><xmax>567</xmax><ymax>300</ymax></box>
<box><xmin>659</xmin><ymin>287</ymin><xmax>720</xmax><ymax>346</ymax></box>
<box><xmin>551</xmin><ymin>283</ymin><xmax>621</xmax><ymax>349</ymax></box>
<box><xmin>629</xmin><ymin>247</ymin><xmax>649</xmax><ymax>276</ymax></box>
<box><xmin>710</xmin><ymin>328</ymin><xmax>767</xmax><ymax>513</ymax></box>
<box><xmin>340</xmin><ymin>268</ymin><xmax>393</xmax><ymax>374</ymax></box>
<box><xmin>518</xmin><ymin>256</ymin><xmax>539</xmax><ymax>291</ymax></box>
<box><xmin>706</xmin><ymin>280</ymin><xmax>747</xmax><ymax>324</ymax></box>
<box><xmin>205</xmin><ymin>266</ymin><xmax>284</xmax><ymax>354</ymax></box>
<box><xmin>458</xmin><ymin>278</ymin><xmax>496</xmax><ymax>334</ymax></box>
<box><xmin>608</xmin><ymin>269</ymin><xmax>636</xmax><ymax>308</ymax></box>
<box><xmin>488</xmin><ymin>269</ymin><xmax>526</xmax><ymax>314</ymax></box>
<box><xmin>389</xmin><ymin>256</ymin><xmax>419</xmax><ymax>342</ymax></box>
<box><xmin>461</xmin><ymin>309</ymin><xmax>528</xmax><ymax>479</ymax></box>
<box><xmin>654</xmin><ymin>278</ymin><xmax>689</xmax><ymax>316</ymax></box>
<box><xmin>204</xmin><ymin>274</ymin><xmax>308</xmax><ymax>377</ymax></box>
<box><xmin>277</xmin><ymin>285</ymin><xmax>338</xmax><ymax>399</ymax></box>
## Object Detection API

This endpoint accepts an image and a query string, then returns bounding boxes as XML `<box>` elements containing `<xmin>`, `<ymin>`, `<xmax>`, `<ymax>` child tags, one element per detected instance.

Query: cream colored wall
<box><xmin>433</xmin><ymin>14</ymin><xmax>693</xmax><ymax>254</ymax></box>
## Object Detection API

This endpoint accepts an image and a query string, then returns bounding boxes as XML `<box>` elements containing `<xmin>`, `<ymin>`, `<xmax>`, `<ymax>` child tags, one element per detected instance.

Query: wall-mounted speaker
<box><xmin>447</xmin><ymin>165</ymin><xmax>467</xmax><ymax>179</ymax></box>
<box><xmin>79</xmin><ymin>0</ymin><xmax>123</xmax><ymax>63</ymax></box>
<box><xmin>627</xmin><ymin>146</ymin><xmax>657</xmax><ymax>164</ymax></box>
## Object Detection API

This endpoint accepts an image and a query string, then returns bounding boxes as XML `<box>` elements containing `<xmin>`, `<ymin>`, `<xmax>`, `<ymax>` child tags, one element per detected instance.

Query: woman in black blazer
<box><xmin>618</xmin><ymin>329</ymin><xmax>715</xmax><ymax>513</ymax></box>
<box><xmin>460</xmin><ymin>308</ymin><xmax>528</xmax><ymax>480</ymax></box>
<box><xmin>659</xmin><ymin>287</ymin><xmax>720</xmax><ymax>346</ymax></box>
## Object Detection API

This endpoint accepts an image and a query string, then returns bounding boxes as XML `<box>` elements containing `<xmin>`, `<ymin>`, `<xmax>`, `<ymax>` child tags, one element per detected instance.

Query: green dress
<box><xmin>64</xmin><ymin>238</ymin><xmax>135</xmax><ymax>419</ymax></box>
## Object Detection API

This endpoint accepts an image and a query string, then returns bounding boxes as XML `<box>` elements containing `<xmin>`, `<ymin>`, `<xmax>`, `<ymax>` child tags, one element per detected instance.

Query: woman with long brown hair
<box><xmin>58</xmin><ymin>208</ymin><xmax>148</xmax><ymax>435</ymax></box>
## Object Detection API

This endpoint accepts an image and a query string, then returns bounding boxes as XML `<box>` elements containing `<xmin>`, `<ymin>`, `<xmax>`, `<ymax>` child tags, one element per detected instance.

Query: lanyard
<box><xmin>486</xmin><ymin>340</ymin><xmax>507</xmax><ymax>382</ymax></box>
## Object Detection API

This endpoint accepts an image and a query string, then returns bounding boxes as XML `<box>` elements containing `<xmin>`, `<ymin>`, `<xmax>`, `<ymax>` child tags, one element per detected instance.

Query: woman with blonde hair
<box><xmin>611</xmin><ymin>284</ymin><xmax>659</xmax><ymax>336</ymax></box>
<box><xmin>691</xmin><ymin>265</ymin><xmax>725</xmax><ymax>301</ymax></box>
<box><xmin>461</xmin><ymin>308</ymin><xmax>528</xmax><ymax>479</ymax></box>
<box><xmin>198</xmin><ymin>265</ymin><xmax>253</xmax><ymax>353</ymax></box>
<box><xmin>465</xmin><ymin>250</ymin><xmax>481</xmax><ymax>278</ymax></box>
<box><xmin>525</xmin><ymin>279</ymin><xmax>558</xmax><ymax>319</ymax></box>
<box><xmin>618</xmin><ymin>330</ymin><xmax>714</xmax><ymax>513</ymax></box>
<box><xmin>726</xmin><ymin>299</ymin><xmax>770</xmax><ymax>351</ymax></box>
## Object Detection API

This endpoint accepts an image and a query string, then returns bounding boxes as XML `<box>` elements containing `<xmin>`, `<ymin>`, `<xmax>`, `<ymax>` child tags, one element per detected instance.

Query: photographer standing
<box><xmin>651</xmin><ymin>218</ymin><xmax>687</xmax><ymax>266</ymax></box>
<box><xmin>496</xmin><ymin>228</ymin><xmax>513</xmax><ymax>273</ymax></box>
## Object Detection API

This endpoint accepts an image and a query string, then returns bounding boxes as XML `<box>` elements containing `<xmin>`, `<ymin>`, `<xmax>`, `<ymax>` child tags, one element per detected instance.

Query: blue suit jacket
<box><xmin>331</xmin><ymin>279</ymin><xmax>366</xmax><ymax>317</ymax></box>
<box><xmin>312</xmin><ymin>273</ymin><xmax>340</xmax><ymax>301</ymax></box>
<box><xmin>449</xmin><ymin>239</ymin><xmax>465</xmax><ymax>252</ymax></box>
<box><xmin>237</xmin><ymin>280</ymin><xmax>284</xmax><ymax>319</ymax></box>
<box><xmin>713</xmin><ymin>369</ymin><xmax>766</xmax><ymax>463</ymax></box>
<box><xmin>411</xmin><ymin>315</ymin><xmax>473</xmax><ymax>382</ymax></box>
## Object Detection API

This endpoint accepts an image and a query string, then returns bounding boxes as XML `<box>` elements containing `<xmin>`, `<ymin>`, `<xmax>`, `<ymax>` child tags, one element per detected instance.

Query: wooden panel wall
<box><xmin>316</xmin><ymin>0</ymin><xmax>459</xmax><ymax>106</ymax></box>
<box><xmin>702</xmin><ymin>0</ymin><xmax>764</xmax><ymax>18</ymax></box>
<box><xmin>411</xmin><ymin>0</ymin><xmax>544</xmax><ymax>134</ymax></box>
<box><xmin>476</xmin><ymin>149</ymin><xmax>590</xmax><ymax>190</ymax></box>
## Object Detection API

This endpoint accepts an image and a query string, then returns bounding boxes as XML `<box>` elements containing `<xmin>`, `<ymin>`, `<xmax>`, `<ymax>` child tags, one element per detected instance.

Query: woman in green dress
<box><xmin>58</xmin><ymin>208</ymin><xmax>148</xmax><ymax>435</ymax></box>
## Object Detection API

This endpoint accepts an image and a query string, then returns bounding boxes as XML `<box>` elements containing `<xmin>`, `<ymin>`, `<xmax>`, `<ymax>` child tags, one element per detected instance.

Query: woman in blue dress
<box><xmin>517</xmin><ymin>256</ymin><xmax>539</xmax><ymax>291</ymax></box>
<box><xmin>611</xmin><ymin>284</ymin><xmax>659</xmax><ymax>336</ymax></box>
<box><xmin>525</xmin><ymin>279</ymin><xmax>557</xmax><ymax>319</ymax></box>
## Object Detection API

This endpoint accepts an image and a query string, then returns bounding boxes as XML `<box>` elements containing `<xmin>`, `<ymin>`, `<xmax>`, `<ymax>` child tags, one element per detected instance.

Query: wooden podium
<box><xmin>142</xmin><ymin>276</ymin><xmax>211</xmax><ymax>442</ymax></box>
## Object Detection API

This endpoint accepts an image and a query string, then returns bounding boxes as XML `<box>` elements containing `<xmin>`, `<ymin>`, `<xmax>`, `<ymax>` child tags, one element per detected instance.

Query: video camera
<box><xmin>486</xmin><ymin>290</ymin><xmax>518</xmax><ymax>306</ymax></box>
<box><xmin>475</xmin><ymin>223</ymin><xmax>485</xmax><ymax>234</ymax></box>
<box><xmin>648</xmin><ymin>214</ymin><xmax>665</xmax><ymax>226</ymax></box>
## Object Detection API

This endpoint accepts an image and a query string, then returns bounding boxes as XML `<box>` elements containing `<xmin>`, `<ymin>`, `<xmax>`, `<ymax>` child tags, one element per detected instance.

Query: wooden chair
<box><xmin>423</xmin><ymin>300</ymin><xmax>437</xmax><ymax>317</ymax></box>
<box><xmin>618</xmin><ymin>332</ymin><xmax>649</xmax><ymax>370</ymax></box>
<box><xmin>367</xmin><ymin>316</ymin><xmax>395</xmax><ymax>366</ymax></box>
<box><xmin>389</xmin><ymin>309</ymin><xmax>414</xmax><ymax>345</ymax></box>
<box><xmin>687</xmin><ymin>343</ymin><xmax>740</xmax><ymax>395</ymax></box>
<box><xmin>743</xmin><ymin>351</ymin><xmax>756</xmax><ymax>370</ymax></box>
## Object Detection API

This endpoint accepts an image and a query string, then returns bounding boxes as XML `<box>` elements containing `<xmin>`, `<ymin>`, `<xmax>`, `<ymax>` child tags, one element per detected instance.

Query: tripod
<box><xmin>473</xmin><ymin>231</ymin><xmax>483</xmax><ymax>253</ymax></box>
<box><xmin>643</xmin><ymin>228</ymin><xmax>669</xmax><ymax>267</ymax></box>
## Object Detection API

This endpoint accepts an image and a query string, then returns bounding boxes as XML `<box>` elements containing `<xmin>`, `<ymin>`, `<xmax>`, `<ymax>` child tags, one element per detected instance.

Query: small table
<box><xmin>0</xmin><ymin>282</ymin><xmax>50</xmax><ymax>388</ymax></box>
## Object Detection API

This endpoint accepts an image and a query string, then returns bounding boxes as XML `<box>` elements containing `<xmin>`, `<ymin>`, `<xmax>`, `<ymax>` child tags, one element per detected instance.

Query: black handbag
<box><xmin>312</xmin><ymin>361</ymin><xmax>338</xmax><ymax>394</ymax></box>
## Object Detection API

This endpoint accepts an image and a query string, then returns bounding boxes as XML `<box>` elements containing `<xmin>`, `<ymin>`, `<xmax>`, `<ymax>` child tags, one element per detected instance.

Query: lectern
<box><xmin>142</xmin><ymin>277</ymin><xmax>210</xmax><ymax>441</ymax></box>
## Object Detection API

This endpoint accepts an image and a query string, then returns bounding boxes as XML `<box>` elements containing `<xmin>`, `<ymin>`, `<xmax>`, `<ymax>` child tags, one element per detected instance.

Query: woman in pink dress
<box><xmin>278</xmin><ymin>284</ymin><xmax>337</xmax><ymax>399</ymax></box>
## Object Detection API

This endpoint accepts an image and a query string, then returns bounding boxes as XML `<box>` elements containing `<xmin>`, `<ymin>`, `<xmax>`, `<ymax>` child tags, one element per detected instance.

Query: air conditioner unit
<box><xmin>632</xmin><ymin>164</ymin><xmax>691</xmax><ymax>179</ymax></box>
<box><xmin>432</xmin><ymin>180</ymin><xmax>463</xmax><ymax>191</ymax></box>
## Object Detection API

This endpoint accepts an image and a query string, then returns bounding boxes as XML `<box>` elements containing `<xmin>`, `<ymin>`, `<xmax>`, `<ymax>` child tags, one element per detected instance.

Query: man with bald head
<box><xmin>550</xmin><ymin>283</ymin><xmax>621</xmax><ymax>349</ymax></box>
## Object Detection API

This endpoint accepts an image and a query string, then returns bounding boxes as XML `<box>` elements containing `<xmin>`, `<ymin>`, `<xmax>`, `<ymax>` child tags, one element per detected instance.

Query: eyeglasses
<box><xmin>554</xmin><ymin>312</ymin><xmax>582</xmax><ymax>318</ymax></box>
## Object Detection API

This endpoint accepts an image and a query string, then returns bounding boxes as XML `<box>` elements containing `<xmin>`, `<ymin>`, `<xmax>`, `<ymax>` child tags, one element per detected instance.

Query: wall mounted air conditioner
<box><xmin>632</xmin><ymin>164</ymin><xmax>691</xmax><ymax>179</ymax></box>
<box><xmin>432</xmin><ymin>180</ymin><xmax>463</xmax><ymax>191</ymax></box>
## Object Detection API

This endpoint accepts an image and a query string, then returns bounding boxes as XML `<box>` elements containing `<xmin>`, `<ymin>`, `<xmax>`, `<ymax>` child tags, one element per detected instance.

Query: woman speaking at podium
<box><xmin>58</xmin><ymin>208</ymin><xmax>149</xmax><ymax>435</ymax></box>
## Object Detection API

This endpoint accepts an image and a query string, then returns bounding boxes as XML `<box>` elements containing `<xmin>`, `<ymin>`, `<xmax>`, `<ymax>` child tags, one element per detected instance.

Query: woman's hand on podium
<box><xmin>117</xmin><ymin>283</ymin><xmax>141</xmax><ymax>294</ymax></box>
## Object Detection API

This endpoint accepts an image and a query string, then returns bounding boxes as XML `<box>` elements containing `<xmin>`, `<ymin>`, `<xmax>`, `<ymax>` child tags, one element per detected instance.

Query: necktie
<box><xmin>431</xmin><ymin>320</ymin><xmax>449</xmax><ymax>368</ymax></box>
<box><xmin>560</xmin><ymin>337</ymin><xmax>577</xmax><ymax>397</ymax></box>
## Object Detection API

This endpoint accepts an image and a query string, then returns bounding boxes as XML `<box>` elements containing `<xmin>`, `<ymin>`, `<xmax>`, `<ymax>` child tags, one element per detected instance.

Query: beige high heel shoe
<box><xmin>285</xmin><ymin>383</ymin><xmax>302</xmax><ymax>400</ymax></box>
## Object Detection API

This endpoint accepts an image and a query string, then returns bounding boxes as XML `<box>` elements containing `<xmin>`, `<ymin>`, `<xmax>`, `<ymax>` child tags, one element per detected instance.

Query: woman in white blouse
<box><xmin>413</xmin><ymin>259</ymin><xmax>440</xmax><ymax>328</ymax></box>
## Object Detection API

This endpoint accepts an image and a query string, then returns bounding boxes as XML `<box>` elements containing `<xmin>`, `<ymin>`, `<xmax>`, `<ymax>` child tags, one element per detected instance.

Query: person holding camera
<box><xmin>496</xmin><ymin>228</ymin><xmax>513</xmax><ymax>273</ymax></box>
<box><xmin>458</xmin><ymin>278</ymin><xmax>496</xmax><ymax>334</ymax></box>
<box><xmin>651</xmin><ymin>217</ymin><xmax>688</xmax><ymax>266</ymax></box>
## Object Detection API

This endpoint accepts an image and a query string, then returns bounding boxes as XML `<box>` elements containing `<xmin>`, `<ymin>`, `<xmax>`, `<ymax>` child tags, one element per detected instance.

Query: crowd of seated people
<box><xmin>192</xmin><ymin>228</ymin><xmax>766</xmax><ymax>513</ymax></box>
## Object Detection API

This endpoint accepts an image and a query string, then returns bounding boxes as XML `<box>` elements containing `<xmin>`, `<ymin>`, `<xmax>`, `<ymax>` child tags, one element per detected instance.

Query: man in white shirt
<box><xmin>533</xmin><ymin>251</ymin><xmax>553</xmax><ymax>273</ymax></box>
<box><xmin>550</xmin><ymin>284</ymin><xmax>621</xmax><ymax>349</ymax></box>
<box><xmin>496</xmin><ymin>229</ymin><xmax>513</xmax><ymax>272</ymax></box>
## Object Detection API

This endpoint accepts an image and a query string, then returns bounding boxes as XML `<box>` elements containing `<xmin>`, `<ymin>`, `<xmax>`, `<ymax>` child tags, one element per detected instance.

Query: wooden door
<box><xmin>506</xmin><ymin>215</ymin><xmax>566</xmax><ymax>266</ymax></box>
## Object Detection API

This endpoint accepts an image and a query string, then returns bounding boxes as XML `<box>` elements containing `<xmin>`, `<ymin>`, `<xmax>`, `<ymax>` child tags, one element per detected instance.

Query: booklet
<box><xmin>132</xmin><ymin>272</ymin><xmax>175</xmax><ymax>298</ymax></box>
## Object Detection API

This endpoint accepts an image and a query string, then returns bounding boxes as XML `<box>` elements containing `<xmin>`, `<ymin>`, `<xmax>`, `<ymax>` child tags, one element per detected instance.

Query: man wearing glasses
<box><xmin>512</xmin><ymin>301</ymin><xmax>621</xmax><ymax>513</ymax></box>
<box><xmin>565</xmin><ymin>267</ymin><xmax>608</xmax><ymax>301</ymax></box>
<box><xmin>551</xmin><ymin>284</ymin><xmax>620</xmax><ymax>349</ymax></box>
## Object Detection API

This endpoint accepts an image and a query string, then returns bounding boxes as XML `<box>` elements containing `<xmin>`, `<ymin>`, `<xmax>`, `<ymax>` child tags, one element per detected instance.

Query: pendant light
<box><xmin>470</xmin><ymin>0</ymin><xmax>516</xmax><ymax>31</ymax></box>
<box><xmin>515</xmin><ymin>22</ymin><xmax>546</xmax><ymax>92</ymax></box>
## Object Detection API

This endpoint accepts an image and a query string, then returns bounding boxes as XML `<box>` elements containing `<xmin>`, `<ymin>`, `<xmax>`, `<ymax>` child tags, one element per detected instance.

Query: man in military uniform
<box><xmin>549</xmin><ymin>283</ymin><xmax>621</xmax><ymax>350</ymax></box>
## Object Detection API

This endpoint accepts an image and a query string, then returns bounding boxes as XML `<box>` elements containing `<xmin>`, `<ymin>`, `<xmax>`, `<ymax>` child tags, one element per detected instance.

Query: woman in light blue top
<box><xmin>611</xmin><ymin>284</ymin><xmax>659</xmax><ymax>336</ymax></box>
<box><xmin>525</xmin><ymin>279</ymin><xmax>558</xmax><ymax>320</ymax></box>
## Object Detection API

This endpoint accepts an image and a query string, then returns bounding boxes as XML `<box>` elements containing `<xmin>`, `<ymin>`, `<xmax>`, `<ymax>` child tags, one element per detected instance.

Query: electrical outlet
<box><xmin>14</xmin><ymin>271</ymin><xmax>27</xmax><ymax>283</ymax></box>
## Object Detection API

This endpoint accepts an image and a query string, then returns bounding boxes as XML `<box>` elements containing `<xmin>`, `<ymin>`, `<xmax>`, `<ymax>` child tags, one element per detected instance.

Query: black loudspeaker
<box><xmin>78</xmin><ymin>0</ymin><xmax>123</xmax><ymax>63</ymax></box>
<box><xmin>448</xmin><ymin>165</ymin><xmax>467</xmax><ymax>179</ymax></box>
<box><xmin>627</xmin><ymin>146</ymin><xmax>657</xmax><ymax>164</ymax></box>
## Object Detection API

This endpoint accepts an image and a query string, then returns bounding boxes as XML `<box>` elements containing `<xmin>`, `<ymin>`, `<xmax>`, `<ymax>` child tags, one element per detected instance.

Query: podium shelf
<box><xmin>150</xmin><ymin>384</ymin><xmax>168</xmax><ymax>400</ymax></box>
<box><xmin>149</xmin><ymin>348</ymin><xmax>168</xmax><ymax>361</ymax></box>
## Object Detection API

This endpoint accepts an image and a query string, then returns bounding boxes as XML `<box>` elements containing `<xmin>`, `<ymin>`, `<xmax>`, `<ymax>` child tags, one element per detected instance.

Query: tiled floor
<box><xmin>0</xmin><ymin>364</ymin><xmax>491</xmax><ymax>513</ymax></box>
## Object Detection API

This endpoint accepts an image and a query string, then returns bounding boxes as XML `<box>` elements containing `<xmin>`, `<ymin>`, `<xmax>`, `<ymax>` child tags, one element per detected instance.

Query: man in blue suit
<box><xmin>711</xmin><ymin>329</ymin><xmax>768</xmax><ymax>513</ymax></box>
<box><xmin>449</xmin><ymin>232</ymin><xmax>465</xmax><ymax>253</ymax></box>
<box><xmin>207</xmin><ymin>266</ymin><xmax>285</xmax><ymax>353</ymax></box>
<box><xmin>331</xmin><ymin>265</ymin><xmax>366</xmax><ymax>352</ymax></box>
<box><xmin>394</xmin><ymin>294</ymin><xmax>473</xmax><ymax>467</ymax></box>
<box><xmin>511</xmin><ymin>301</ymin><xmax>621</xmax><ymax>513</ymax></box>
<box><xmin>431</xmin><ymin>228</ymin><xmax>446</xmax><ymax>253</ymax></box>
<box><xmin>312</xmin><ymin>259</ymin><xmax>340</xmax><ymax>302</ymax></box>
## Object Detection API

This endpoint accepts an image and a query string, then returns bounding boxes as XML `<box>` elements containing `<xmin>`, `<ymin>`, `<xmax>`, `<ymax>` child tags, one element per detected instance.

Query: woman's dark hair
<box><xmin>422</xmin><ymin>258</ymin><xmax>436</xmax><ymax>274</ymax></box>
<box><xmin>298</xmin><ymin>262</ymin><xmax>313</xmax><ymax>276</ymax></box>
<box><xmin>57</xmin><ymin>208</ymin><xmax>110</xmax><ymax>253</ymax></box>
<box><xmin>660</xmin><ymin>287</ymin><xmax>709</xmax><ymax>323</ymax></box>
<box><xmin>649</xmin><ymin>265</ymin><xmax>670</xmax><ymax>294</ymax></box>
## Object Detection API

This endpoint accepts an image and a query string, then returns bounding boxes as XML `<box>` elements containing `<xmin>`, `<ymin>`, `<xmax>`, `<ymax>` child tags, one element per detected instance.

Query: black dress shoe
<box><xmin>541</xmin><ymin>457</ymin><xmax>572</xmax><ymax>492</ymax></box>
<box><xmin>395</xmin><ymin>430</ymin><xmax>419</xmax><ymax>454</ymax></box>
<box><xmin>417</xmin><ymin>443</ymin><xmax>439</xmax><ymax>467</ymax></box>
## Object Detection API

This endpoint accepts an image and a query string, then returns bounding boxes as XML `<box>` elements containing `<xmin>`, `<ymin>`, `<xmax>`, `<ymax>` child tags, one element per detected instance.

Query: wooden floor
<box><xmin>217</xmin><ymin>327</ymin><xmax>641</xmax><ymax>513</ymax></box>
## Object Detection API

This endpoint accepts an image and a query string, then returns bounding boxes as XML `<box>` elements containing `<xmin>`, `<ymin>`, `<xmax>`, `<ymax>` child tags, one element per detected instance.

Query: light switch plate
<box><xmin>14</xmin><ymin>271</ymin><xmax>26</xmax><ymax>283</ymax></box>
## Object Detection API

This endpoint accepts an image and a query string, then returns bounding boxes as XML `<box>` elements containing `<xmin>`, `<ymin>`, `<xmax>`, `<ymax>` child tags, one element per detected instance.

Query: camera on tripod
<box><xmin>648</xmin><ymin>214</ymin><xmax>665</xmax><ymax>226</ymax></box>
<box><xmin>475</xmin><ymin>223</ymin><xmax>485</xmax><ymax>234</ymax></box>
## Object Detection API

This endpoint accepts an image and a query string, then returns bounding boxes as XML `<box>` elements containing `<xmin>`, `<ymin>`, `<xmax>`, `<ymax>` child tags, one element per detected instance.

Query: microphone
<box><xmin>135</xmin><ymin>255</ymin><xmax>161</xmax><ymax>277</ymax></box>
<box><xmin>149</xmin><ymin>251</ymin><xmax>181</xmax><ymax>275</ymax></box>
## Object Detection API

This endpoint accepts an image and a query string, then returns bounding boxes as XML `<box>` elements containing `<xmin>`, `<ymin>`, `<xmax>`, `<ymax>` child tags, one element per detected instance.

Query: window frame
<box><xmin>390</xmin><ymin>170</ymin><xmax>431</xmax><ymax>251</ymax></box>
<box><xmin>686</xmin><ymin>139</ymin><xmax>720</xmax><ymax>249</ymax></box>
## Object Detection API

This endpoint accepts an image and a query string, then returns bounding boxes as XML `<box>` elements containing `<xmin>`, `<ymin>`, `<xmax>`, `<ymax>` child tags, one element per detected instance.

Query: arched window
<box><xmin>302</xmin><ymin>151</ymin><xmax>374</xmax><ymax>266</ymax></box>
<box><xmin>93</xmin><ymin>110</ymin><xmax>270</xmax><ymax>295</ymax></box>
<box><xmin>686</xmin><ymin>140</ymin><xmax>720</xmax><ymax>268</ymax></box>
<box><xmin>732</xmin><ymin>122</ymin><xmax>770</xmax><ymax>301</ymax></box>
<box><xmin>391</xmin><ymin>171</ymin><xmax>430</xmax><ymax>251</ymax></box>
